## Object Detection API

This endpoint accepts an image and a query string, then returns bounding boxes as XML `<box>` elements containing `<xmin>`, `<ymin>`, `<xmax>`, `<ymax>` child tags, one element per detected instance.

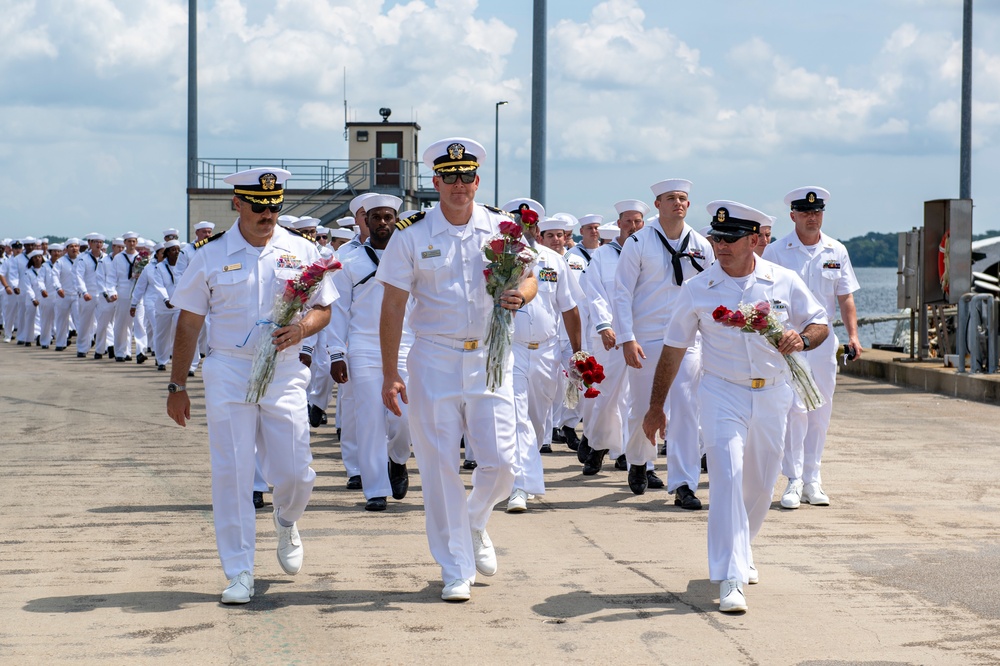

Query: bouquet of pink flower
<box><xmin>564</xmin><ymin>351</ymin><xmax>605</xmax><ymax>408</ymax></box>
<box><xmin>247</xmin><ymin>256</ymin><xmax>342</xmax><ymax>403</ymax></box>
<box><xmin>713</xmin><ymin>300</ymin><xmax>825</xmax><ymax>411</ymax></box>
<box><xmin>482</xmin><ymin>220</ymin><xmax>537</xmax><ymax>391</ymax></box>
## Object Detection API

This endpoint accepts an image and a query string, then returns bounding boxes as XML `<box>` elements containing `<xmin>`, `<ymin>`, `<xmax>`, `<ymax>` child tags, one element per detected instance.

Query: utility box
<box><xmin>897</xmin><ymin>228</ymin><xmax>921</xmax><ymax>310</ymax></box>
<box><xmin>923</xmin><ymin>199</ymin><xmax>972</xmax><ymax>305</ymax></box>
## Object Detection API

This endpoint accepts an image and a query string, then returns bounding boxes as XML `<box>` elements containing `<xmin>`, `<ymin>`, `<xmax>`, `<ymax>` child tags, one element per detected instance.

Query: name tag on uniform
<box><xmin>223</xmin><ymin>263</ymin><xmax>242</xmax><ymax>272</ymax></box>
<box><xmin>421</xmin><ymin>249</ymin><xmax>442</xmax><ymax>259</ymax></box>
<box><xmin>538</xmin><ymin>267</ymin><xmax>558</xmax><ymax>282</ymax></box>
<box><xmin>771</xmin><ymin>299</ymin><xmax>788</xmax><ymax>312</ymax></box>
<box><xmin>822</xmin><ymin>260</ymin><xmax>841</xmax><ymax>269</ymax></box>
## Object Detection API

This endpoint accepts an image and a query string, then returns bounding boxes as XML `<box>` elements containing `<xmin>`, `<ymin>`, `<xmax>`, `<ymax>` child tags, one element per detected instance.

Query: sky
<box><xmin>3</xmin><ymin>0</ymin><xmax>999</xmax><ymax>243</ymax></box>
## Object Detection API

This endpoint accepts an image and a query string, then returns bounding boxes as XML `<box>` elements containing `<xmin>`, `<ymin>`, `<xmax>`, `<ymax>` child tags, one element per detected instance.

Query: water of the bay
<box><xmin>838</xmin><ymin>266</ymin><xmax>899</xmax><ymax>349</ymax></box>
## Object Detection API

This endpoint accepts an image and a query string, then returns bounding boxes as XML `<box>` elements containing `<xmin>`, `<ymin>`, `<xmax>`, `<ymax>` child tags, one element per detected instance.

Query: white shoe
<box><xmin>273</xmin><ymin>510</ymin><xmax>303</xmax><ymax>575</ymax></box>
<box><xmin>221</xmin><ymin>570</ymin><xmax>253</xmax><ymax>604</ymax></box>
<box><xmin>719</xmin><ymin>579</ymin><xmax>747</xmax><ymax>612</ymax></box>
<box><xmin>471</xmin><ymin>528</ymin><xmax>497</xmax><ymax>576</ymax></box>
<box><xmin>748</xmin><ymin>564</ymin><xmax>759</xmax><ymax>585</ymax></box>
<box><xmin>802</xmin><ymin>482</ymin><xmax>830</xmax><ymax>506</ymax></box>
<box><xmin>506</xmin><ymin>489</ymin><xmax>528</xmax><ymax>513</ymax></box>
<box><xmin>441</xmin><ymin>578</ymin><xmax>471</xmax><ymax>602</ymax></box>
<box><xmin>781</xmin><ymin>478</ymin><xmax>803</xmax><ymax>509</ymax></box>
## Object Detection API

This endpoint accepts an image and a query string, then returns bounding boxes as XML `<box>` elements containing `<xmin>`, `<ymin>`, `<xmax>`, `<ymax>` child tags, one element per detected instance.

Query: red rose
<box><xmin>727</xmin><ymin>310</ymin><xmax>746</xmax><ymax>327</ymax></box>
<box><xmin>755</xmin><ymin>300</ymin><xmax>771</xmax><ymax>316</ymax></box>
<box><xmin>750</xmin><ymin>314</ymin><xmax>769</xmax><ymax>331</ymax></box>
<box><xmin>499</xmin><ymin>221</ymin><xmax>522</xmax><ymax>239</ymax></box>
<box><xmin>520</xmin><ymin>209</ymin><xmax>538</xmax><ymax>226</ymax></box>
<box><xmin>584</xmin><ymin>387</ymin><xmax>600</xmax><ymax>399</ymax></box>
<box><xmin>489</xmin><ymin>238</ymin><xmax>506</xmax><ymax>254</ymax></box>
<box><xmin>585</xmin><ymin>356</ymin><xmax>598</xmax><ymax>370</ymax></box>
<box><xmin>593</xmin><ymin>370</ymin><xmax>606</xmax><ymax>383</ymax></box>
<box><xmin>713</xmin><ymin>305</ymin><xmax>730</xmax><ymax>322</ymax></box>
<box><xmin>483</xmin><ymin>268</ymin><xmax>492</xmax><ymax>279</ymax></box>
<box><xmin>575</xmin><ymin>359</ymin><xmax>588</xmax><ymax>371</ymax></box>
<box><xmin>581</xmin><ymin>371</ymin><xmax>595</xmax><ymax>384</ymax></box>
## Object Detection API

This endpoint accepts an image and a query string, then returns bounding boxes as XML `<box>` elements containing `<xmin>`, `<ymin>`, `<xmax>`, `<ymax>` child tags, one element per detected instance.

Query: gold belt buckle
<box><xmin>527</xmin><ymin>342</ymin><xmax>539</xmax><ymax>350</ymax></box>
<box><xmin>463</xmin><ymin>340</ymin><xmax>479</xmax><ymax>351</ymax></box>
<box><xmin>750</xmin><ymin>378</ymin><xmax>765</xmax><ymax>389</ymax></box>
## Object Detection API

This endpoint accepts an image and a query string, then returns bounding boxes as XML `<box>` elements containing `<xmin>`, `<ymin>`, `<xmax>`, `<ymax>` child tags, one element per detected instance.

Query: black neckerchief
<box><xmin>653</xmin><ymin>227</ymin><xmax>703</xmax><ymax>286</ymax></box>
<box><xmin>165</xmin><ymin>262</ymin><xmax>175</xmax><ymax>284</ymax></box>
<box><xmin>354</xmin><ymin>244</ymin><xmax>381</xmax><ymax>288</ymax></box>
<box><xmin>125</xmin><ymin>253</ymin><xmax>137</xmax><ymax>279</ymax></box>
<box><xmin>578</xmin><ymin>247</ymin><xmax>592</xmax><ymax>262</ymax></box>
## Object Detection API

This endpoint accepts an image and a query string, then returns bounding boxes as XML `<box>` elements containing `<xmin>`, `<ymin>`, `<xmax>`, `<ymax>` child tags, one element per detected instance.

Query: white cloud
<box><xmin>0</xmin><ymin>1</ymin><xmax>58</xmax><ymax>65</ymax></box>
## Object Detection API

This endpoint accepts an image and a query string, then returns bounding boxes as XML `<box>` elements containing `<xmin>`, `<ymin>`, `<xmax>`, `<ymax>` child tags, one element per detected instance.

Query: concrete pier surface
<box><xmin>3</xmin><ymin>342</ymin><xmax>1000</xmax><ymax>665</ymax></box>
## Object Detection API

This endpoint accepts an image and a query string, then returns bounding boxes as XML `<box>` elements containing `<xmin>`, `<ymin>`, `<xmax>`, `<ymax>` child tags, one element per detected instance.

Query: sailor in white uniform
<box><xmin>642</xmin><ymin>200</ymin><xmax>829</xmax><ymax>613</ymax></box>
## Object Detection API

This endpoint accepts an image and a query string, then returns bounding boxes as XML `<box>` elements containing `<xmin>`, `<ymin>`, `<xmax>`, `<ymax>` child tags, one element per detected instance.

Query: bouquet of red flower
<box><xmin>713</xmin><ymin>300</ymin><xmax>824</xmax><ymax>411</ymax></box>
<box><xmin>247</xmin><ymin>256</ymin><xmax>342</xmax><ymax>403</ymax></box>
<box><xmin>129</xmin><ymin>249</ymin><xmax>151</xmax><ymax>298</ymax></box>
<box><xmin>564</xmin><ymin>351</ymin><xmax>605</xmax><ymax>408</ymax></box>
<box><xmin>483</xmin><ymin>220</ymin><xmax>538</xmax><ymax>391</ymax></box>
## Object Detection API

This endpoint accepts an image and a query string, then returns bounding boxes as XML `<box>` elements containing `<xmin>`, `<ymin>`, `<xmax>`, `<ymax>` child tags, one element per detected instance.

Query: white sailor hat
<box><xmin>162</xmin><ymin>228</ymin><xmax>180</xmax><ymax>238</ymax></box>
<box><xmin>550</xmin><ymin>212</ymin><xmax>579</xmax><ymax>229</ymax></box>
<box><xmin>27</xmin><ymin>250</ymin><xmax>44</xmax><ymax>260</ymax></box>
<box><xmin>329</xmin><ymin>228</ymin><xmax>355</xmax><ymax>240</ymax></box>
<box><xmin>597</xmin><ymin>223</ymin><xmax>619</xmax><ymax>240</ymax></box>
<box><xmin>194</xmin><ymin>221</ymin><xmax>216</xmax><ymax>231</ymax></box>
<box><xmin>363</xmin><ymin>194</ymin><xmax>403</xmax><ymax>212</ymax></box>
<box><xmin>84</xmin><ymin>232</ymin><xmax>105</xmax><ymax>242</ymax></box>
<box><xmin>501</xmin><ymin>197</ymin><xmax>546</xmax><ymax>219</ymax></box>
<box><xmin>291</xmin><ymin>216</ymin><xmax>319</xmax><ymax>230</ymax></box>
<box><xmin>49</xmin><ymin>243</ymin><xmax>65</xmax><ymax>252</ymax></box>
<box><xmin>22</xmin><ymin>236</ymin><xmax>38</xmax><ymax>244</ymax></box>
<box><xmin>40</xmin><ymin>238</ymin><xmax>49</xmax><ymax>244</ymax></box>
<box><xmin>336</xmin><ymin>216</ymin><xmax>356</xmax><ymax>228</ymax></box>
<box><xmin>0</xmin><ymin>239</ymin><xmax>8</xmax><ymax>246</ymax></box>
<box><xmin>141</xmin><ymin>239</ymin><xmax>155</xmax><ymax>249</ymax></box>
<box><xmin>398</xmin><ymin>210</ymin><xmax>419</xmax><ymax>221</ymax></box>
<box><xmin>277</xmin><ymin>215</ymin><xmax>299</xmax><ymax>227</ymax></box>
<box><xmin>706</xmin><ymin>200</ymin><xmax>770</xmax><ymax>240</ymax></box>
<box><xmin>65</xmin><ymin>238</ymin><xmax>81</xmax><ymax>246</ymax></box>
<box><xmin>538</xmin><ymin>216</ymin><xmax>574</xmax><ymax>234</ymax></box>
<box><xmin>578</xmin><ymin>214</ymin><xmax>604</xmax><ymax>228</ymax></box>
<box><xmin>423</xmin><ymin>137</ymin><xmax>486</xmax><ymax>173</ymax></box>
<box><xmin>224</xmin><ymin>167</ymin><xmax>291</xmax><ymax>205</ymax></box>
<box><xmin>122</xmin><ymin>231</ymin><xmax>139</xmax><ymax>240</ymax></box>
<box><xmin>153</xmin><ymin>242</ymin><xmax>165</xmax><ymax>252</ymax></box>
<box><xmin>315</xmin><ymin>226</ymin><xmax>329</xmax><ymax>236</ymax></box>
<box><xmin>784</xmin><ymin>186</ymin><xmax>830</xmax><ymax>211</ymax></box>
<box><xmin>650</xmin><ymin>178</ymin><xmax>692</xmax><ymax>197</ymax></box>
<box><xmin>614</xmin><ymin>199</ymin><xmax>651</xmax><ymax>216</ymax></box>
<box><xmin>163</xmin><ymin>240</ymin><xmax>181</xmax><ymax>250</ymax></box>
<box><xmin>762</xmin><ymin>215</ymin><xmax>776</xmax><ymax>229</ymax></box>
<box><xmin>112</xmin><ymin>237</ymin><xmax>125</xmax><ymax>246</ymax></box>
<box><xmin>349</xmin><ymin>192</ymin><xmax>379</xmax><ymax>215</ymax></box>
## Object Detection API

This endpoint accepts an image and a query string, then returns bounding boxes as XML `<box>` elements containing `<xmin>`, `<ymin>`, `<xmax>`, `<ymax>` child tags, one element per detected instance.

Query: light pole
<box><xmin>494</xmin><ymin>100</ymin><xmax>508</xmax><ymax>206</ymax></box>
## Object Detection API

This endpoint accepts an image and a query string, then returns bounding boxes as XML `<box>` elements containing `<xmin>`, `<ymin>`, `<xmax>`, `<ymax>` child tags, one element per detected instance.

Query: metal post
<box><xmin>187</xmin><ymin>0</ymin><xmax>198</xmax><ymax>239</ymax></box>
<box><xmin>960</xmin><ymin>0</ymin><xmax>973</xmax><ymax>199</ymax></box>
<box><xmin>530</xmin><ymin>0</ymin><xmax>546</xmax><ymax>205</ymax></box>
<box><xmin>494</xmin><ymin>101</ymin><xmax>508</xmax><ymax>206</ymax></box>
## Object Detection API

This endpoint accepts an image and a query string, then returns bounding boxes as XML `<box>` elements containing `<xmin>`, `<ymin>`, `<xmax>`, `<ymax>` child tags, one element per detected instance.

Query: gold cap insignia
<box><xmin>260</xmin><ymin>173</ymin><xmax>277</xmax><ymax>191</ymax></box>
<box><xmin>447</xmin><ymin>143</ymin><xmax>465</xmax><ymax>160</ymax></box>
<box><xmin>716</xmin><ymin>207</ymin><xmax>728</xmax><ymax>223</ymax></box>
<box><xmin>807</xmin><ymin>191</ymin><xmax>816</xmax><ymax>203</ymax></box>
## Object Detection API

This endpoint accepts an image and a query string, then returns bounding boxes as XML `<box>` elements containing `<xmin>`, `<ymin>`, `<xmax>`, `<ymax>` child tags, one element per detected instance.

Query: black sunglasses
<box><xmin>249</xmin><ymin>202</ymin><xmax>283</xmax><ymax>214</ymax></box>
<box><xmin>438</xmin><ymin>172</ymin><xmax>477</xmax><ymax>184</ymax></box>
<box><xmin>709</xmin><ymin>234</ymin><xmax>748</xmax><ymax>244</ymax></box>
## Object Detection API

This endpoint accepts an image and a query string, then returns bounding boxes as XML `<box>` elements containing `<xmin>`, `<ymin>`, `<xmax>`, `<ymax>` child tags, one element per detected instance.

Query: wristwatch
<box><xmin>801</xmin><ymin>334</ymin><xmax>811</xmax><ymax>350</ymax></box>
<box><xmin>167</xmin><ymin>383</ymin><xmax>186</xmax><ymax>394</ymax></box>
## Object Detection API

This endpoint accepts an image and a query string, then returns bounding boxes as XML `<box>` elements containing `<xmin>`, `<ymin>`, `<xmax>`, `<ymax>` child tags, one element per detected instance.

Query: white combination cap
<box><xmin>784</xmin><ymin>186</ymin><xmax>830</xmax><ymax>210</ymax></box>
<box><xmin>224</xmin><ymin>167</ymin><xmax>291</xmax><ymax>205</ymax></box>
<box><xmin>500</xmin><ymin>197</ymin><xmax>546</xmax><ymax>220</ymax></box>
<box><xmin>423</xmin><ymin>137</ymin><xmax>486</xmax><ymax>172</ymax></box>
<box><xmin>705</xmin><ymin>200</ymin><xmax>770</xmax><ymax>239</ymax></box>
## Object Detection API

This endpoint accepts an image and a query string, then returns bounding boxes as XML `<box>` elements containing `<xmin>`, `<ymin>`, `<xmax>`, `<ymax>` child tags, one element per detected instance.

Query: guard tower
<box><xmin>347</xmin><ymin>107</ymin><xmax>420</xmax><ymax>194</ymax></box>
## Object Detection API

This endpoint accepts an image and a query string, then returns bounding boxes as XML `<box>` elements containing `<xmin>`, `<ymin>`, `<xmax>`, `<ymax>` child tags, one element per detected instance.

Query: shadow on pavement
<box><xmin>531</xmin><ymin>580</ymin><xmax>714</xmax><ymax>622</ymax></box>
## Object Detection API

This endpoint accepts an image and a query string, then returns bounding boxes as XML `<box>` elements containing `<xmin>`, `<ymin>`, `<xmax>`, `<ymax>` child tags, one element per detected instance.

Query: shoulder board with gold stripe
<box><xmin>483</xmin><ymin>205</ymin><xmax>515</xmax><ymax>219</ymax></box>
<box><xmin>395</xmin><ymin>211</ymin><xmax>425</xmax><ymax>231</ymax></box>
<box><xmin>194</xmin><ymin>231</ymin><xmax>225</xmax><ymax>249</ymax></box>
<box><xmin>285</xmin><ymin>227</ymin><xmax>317</xmax><ymax>243</ymax></box>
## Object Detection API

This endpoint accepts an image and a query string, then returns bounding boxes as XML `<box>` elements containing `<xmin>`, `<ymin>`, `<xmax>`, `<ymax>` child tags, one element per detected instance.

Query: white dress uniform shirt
<box><xmin>663</xmin><ymin>256</ymin><xmax>827</xmax><ymax>585</ymax></box>
<box><xmin>566</xmin><ymin>243</ymin><xmax>598</xmax><ymax>266</ymax></box>
<box><xmin>376</xmin><ymin>203</ymin><xmax>518</xmax><ymax>586</ymax></box>
<box><xmin>510</xmin><ymin>245</ymin><xmax>578</xmax><ymax>497</ymax></box>
<box><xmin>53</xmin><ymin>254</ymin><xmax>78</xmax><ymax>348</ymax></box>
<box><xmin>763</xmin><ymin>230</ymin><xmax>860</xmax><ymax>486</ymax></box>
<box><xmin>615</xmin><ymin>221</ymin><xmax>715</xmax><ymax>487</ymax></box>
<box><xmin>170</xmin><ymin>223</ymin><xmax>337</xmax><ymax>580</ymax></box>
<box><xmin>328</xmin><ymin>243</ymin><xmax>413</xmax><ymax>501</ymax></box>
<box><xmin>38</xmin><ymin>259</ymin><xmax>59</xmax><ymax>346</ymax></box>
<box><xmin>74</xmin><ymin>251</ymin><xmax>103</xmax><ymax>354</ymax></box>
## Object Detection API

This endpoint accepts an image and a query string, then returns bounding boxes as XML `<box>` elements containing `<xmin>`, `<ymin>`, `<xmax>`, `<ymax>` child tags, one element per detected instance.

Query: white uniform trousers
<box><xmin>407</xmin><ymin>337</ymin><xmax>516</xmax><ymax>584</ymax></box>
<box><xmin>112</xmin><ymin>295</ymin><xmax>136</xmax><ymax>357</ymax></box>
<box><xmin>203</xmin><ymin>352</ymin><xmax>316</xmax><ymax>579</ymax></box>
<box><xmin>5</xmin><ymin>290</ymin><xmax>22</xmax><ymax>341</ymax></box>
<box><xmin>153</xmin><ymin>308</ymin><xmax>178</xmax><ymax>367</ymax></box>
<box><xmin>349</xmin><ymin>351</ymin><xmax>411</xmax><ymax>500</ymax></box>
<box><xmin>0</xmin><ymin>290</ymin><xmax>5</xmax><ymax>333</ymax></box>
<box><xmin>338</xmin><ymin>378</ymin><xmax>361</xmax><ymax>477</ymax></box>
<box><xmin>308</xmin><ymin>351</ymin><xmax>334</xmax><ymax>412</ymax></box>
<box><xmin>582</xmin><ymin>337</ymin><xmax>630</xmax><ymax>457</ymax></box>
<box><xmin>75</xmin><ymin>297</ymin><xmax>98</xmax><ymax>353</ymax></box>
<box><xmin>511</xmin><ymin>339</ymin><xmax>561</xmax><ymax>496</ymax></box>
<box><xmin>781</xmin><ymin>337</ymin><xmax>838</xmax><ymax>485</ymax></box>
<box><xmin>700</xmin><ymin>373</ymin><xmax>791</xmax><ymax>584</ymax></box>
<box><xmin>38</xmin><ymin>296</ymin><xmax>56</xmax><ymax>346</ymax></box>
<box><xmin>54</xmin><ymin>294</ymin><xmax>75</xmax><ymax>348</ymax></box>
<box><xmin>18</xmin><ymin>294</ymin><xmax>37</xmax><ymax>343</ymax></box>
<box><xmin>94</xmin><ymin>297</ymin><xmax>116</xmax><ymax>353</ymax></box>
<box><xmin>141</xmin><ymin>294</ymin><xmax>157</xmax><ymax>353</ymax></box>
<box><xmin>253</xmin><ymin>451</ymin><xmax>269</xmax><ymax>493</ymax></box>
<box><xmin>625</xmin><ymin>338</ymin><xmax>704</xmax><ymax>477</ymax></box>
